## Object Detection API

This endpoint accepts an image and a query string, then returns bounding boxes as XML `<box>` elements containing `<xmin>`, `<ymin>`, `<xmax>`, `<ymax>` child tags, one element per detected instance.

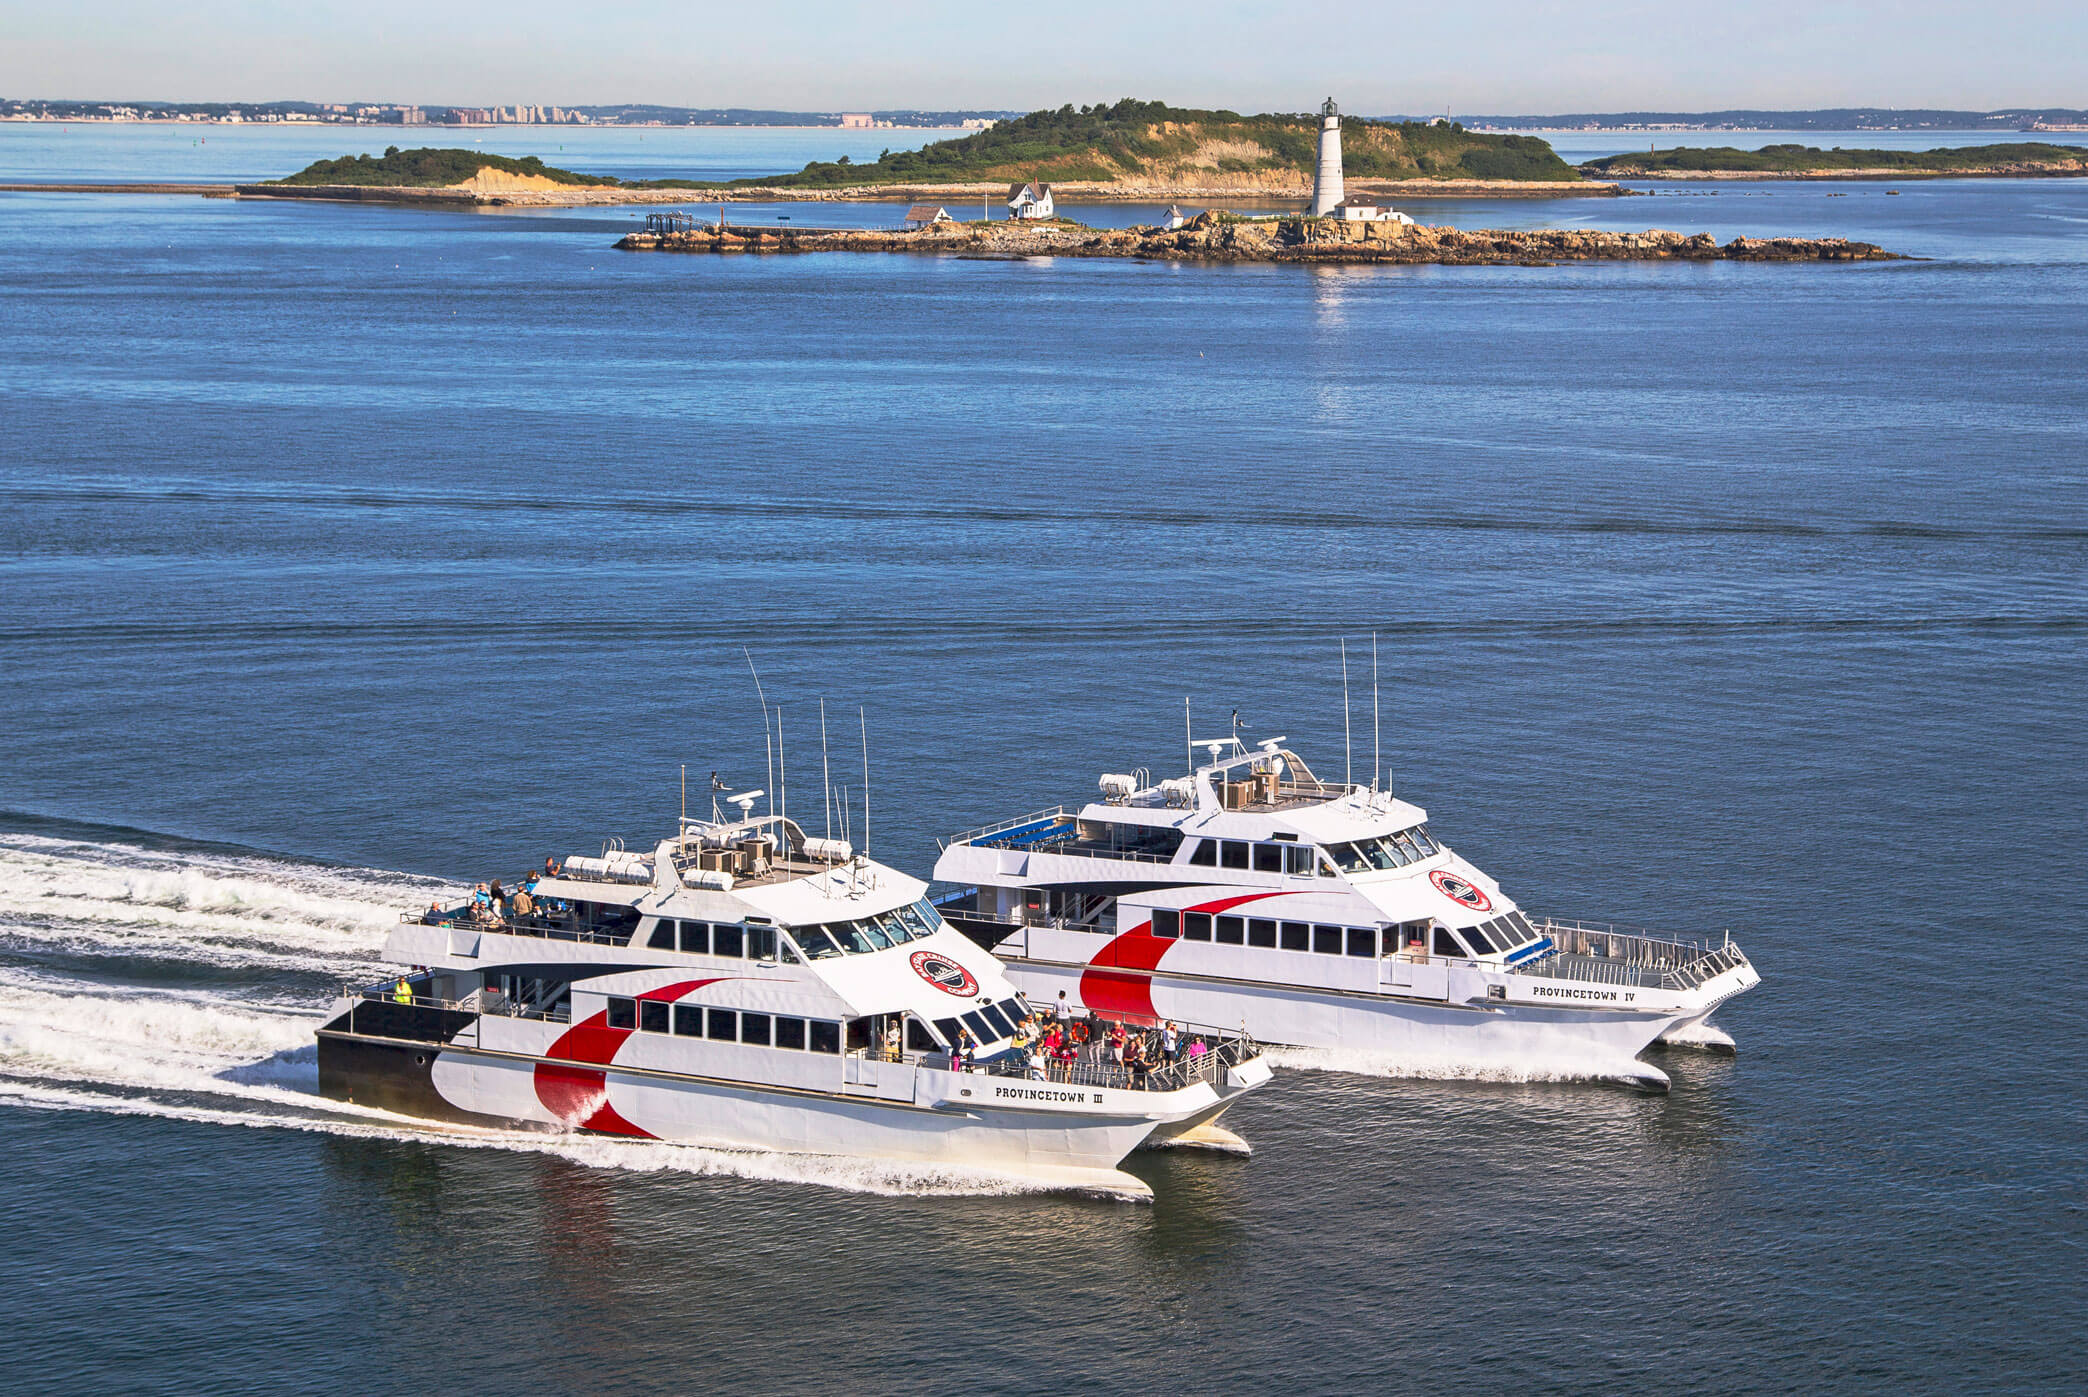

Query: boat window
<box><xmin>1221</xmin><ymin>841</ymin><xmax>1251</xmax><ymax>870</ymax></box>
<box><xmin>857</xmin><ymin>917</ymin><xmax>896</xmax><ymax>951</ymax></box>
<box><xmin>713</xmin><ymin>923</ymin><xmax>746</xmax><ymax>959</ymax></box>
<box><xmin>895</xmin><ymin>902</ymin><xmax>932</xmax><ymax>939</ymax></box>
<box><xmin>847</xmin><ymin>1019</ymin><xmax>874</xmax><ymax>1052</ymax></box>
<box><xmin>1248</xmin><ymin>918</ymin><xmax>1278</xmax><ymax>948</ymax></box>
<box><xmin>679</xmin><ymin>921</ymin><xmax>710</xmax><ymax>955</ymax></box>
<box><xmin>961</xmin><ymin>1010</ymin><xmax>995</xmax><ymax>1043</ymax></box>
<box><xmin>1415</xmin><ymin>827</ymin><xmax>1440</xmax><ymax>856</ymax></box>
<box><xmin>740</xmin><ymin>1012</ymin><xmax>772</xmax><ymax>1047</ymax></box>
<box><xmin>606</xmin><ymin>997</ymin><xmax>636</xmax><ymax>1030</ymax></box>
<box><xmin>648</xmin><ymin>919</ymin><xmax>678</xmax><ymax>950</ymax></box>
<box><xmin>639</xmin><ymin>1000</ymin><xmax>670</xmax><ymax>1034</ymax></box>
<box><xmin>1184</xmin><ymin>912</ymin><xmax>1213</xmax><ymax>941</ymax></box>
<box><xmin>1215</xmin><ymin>915</ymin><xmax>1245</xmax><ymax>944</ymax></box>
<box><xmin>1467</xmin><ymin>923</ymin><xmax>1503</xmax><ymax>954</ymax></box>
<box><xmin>1313</xmin><ymin>924</ymin><xmax>1344</xmax><ymax>955</ymax></box>
<box><xmin>979</xmin><ymin>1004</ymin><xmax>1016</xmax><ymax>1038</ymax></box>
<box><xmin>1326</xmin><ymin>841</ymin><xmax>1365</xmax><ymax>873</ymax></box>
<box><xmin>674</xmin><ymin>1004</ymin><xmax>702</xmax><ymax>1036</ymax></box>
<box><xmin>780</xmin><ymin>939</ymin><xmax>803</xmax><ymax>965</ymax></box>
<box><xmin>775</xmin><ymin>1016</ymin><xmax>807</xmax><ymax>1050</ymax></box>
<box><xmin>1284</xmin><ymin>845</ymin><xmax>1317</xmax><ymax>876</ymax></box>
<box><xmin>831</xmin><ymin>922</ymin><xmax>878</xmax><ymax>955</ymax></box>
<box><xmin>1432</xmin><ymin>926</ymin><xmax>1468</xmax><ymax>958</ymax></box>
<box><xmin>1510</xmin><ymin>911</ymin><xmax>1539</xmax><ymax>941</ymax></box>
<box><xmin>998</xmin><ymin>997</ymin><xmax>1027</xmax><ymax>1026</ymax></box>
<box><xmin>933</xmin><ymin>1016</ymin><xmax>965</xmax><ymax>1047</ymax></box>
<box><xmin>1189</xmin><ymin>840</ymin><xmax>1218</xmax><ymax>867</ymax></box>
<box><xmin>907</xmin><ymin>1018</ymin><xmax>941</xmax><ymax>1052</ymax></box>
<box><xmin>796</xmin><ymin>927</ymin><xmax>843</xmax><ymax>959</ymax></box>
<box><xmin>809</xmin><ymin>1020</ymin><xmax>840</xmax><ymax>1054</ymax></box>
<box><xmin>705</xmin><ymin>1008</ymin><xmax>738</xmax><ymax>1041</ymax></box>
<box><xmin>1280</xmin><ymin>921</ymin><xmax>1311</xmax><ymax>951</ymax></box>
<box><xmin>1366</xmin><ymin>839</ymin><xmax>1400</xmax><ymax>871</ymax></box>
<box><xmin>746</xmin><ymin>924</ymin><xmax>777</xmax><ymax>961</ymax></box>
<box><xmin>1253</xmin><ymin>844</ymin><xmax>1284</xmax><ymax>873</ymax></box>
<box><xmin>1150</xmin><ymin>908</ymin><xmax>1180</xmax><ymax>938</ymax></box>
<box><xmin>1346</xmin><ymin>927</ymin><xmax>1375</xmax><ymax>958</ymax></box>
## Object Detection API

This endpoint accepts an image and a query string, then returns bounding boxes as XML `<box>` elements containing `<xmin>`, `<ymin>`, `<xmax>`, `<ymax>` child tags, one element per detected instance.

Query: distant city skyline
<box><xmin>2</xmin><ymin>0</ymin><xmax>2081</xmax><ymax>112</ymax></box>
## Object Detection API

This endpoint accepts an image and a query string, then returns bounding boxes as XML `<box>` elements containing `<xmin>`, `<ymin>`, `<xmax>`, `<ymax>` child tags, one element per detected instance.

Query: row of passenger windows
<box><xmin>1150</xmin><ymin>909</ymin><xmax>1540</xmax><ymax>959</ymax></box>
<box><xmin>645</xmin><ymin>919</ymin><xmax>782</xmax><ymax>960</ymax></box>
<box><xmin>932</xmin><ymin>998</ymin><xmax>1028</xmax><ymax>1050</ymax></box>
<box><xmin>1187</xmin><ymin>838</ymin><xmax>1327</xmax><ymax>875</ymax></box>
<box><xmin>641</xmin><ymin>899</ymin><xmax>946</xmax><ymax>962</ymax></box>
<box><xmin>1153</xmin><ymin>908</ymin><xmax>1384</xmax><ymax>957</ymax></box>
<box><xmin>792</xmin><ymin>900</ymin><xmax>942</xmax><ymax>960</ymax></box>
<box><xmin>1326</xmin><ymin>825</ymin><xmax>1441</xmax><ymax>873</ymax></box>
<box><xmin>607</xmin><ymin>997</ymin><xmax>844</xmax><ymax>1053</ymax></box>
<box><xmin>1445</xmin><ymin>911</ymin><xmax>1540</xmax><ymax>957</ymax></box>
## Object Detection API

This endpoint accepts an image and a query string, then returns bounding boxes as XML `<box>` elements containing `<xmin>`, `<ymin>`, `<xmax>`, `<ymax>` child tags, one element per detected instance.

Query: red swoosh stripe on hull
<box><xmin>532</xmin><ymin>978</ymin><xmax>720</xmax><ymax>1136</ymax></box>
<box><xmin>1077</xmin><ymin>891</ymin><xmax>1300</xmax><ymax>1023</ymax></box>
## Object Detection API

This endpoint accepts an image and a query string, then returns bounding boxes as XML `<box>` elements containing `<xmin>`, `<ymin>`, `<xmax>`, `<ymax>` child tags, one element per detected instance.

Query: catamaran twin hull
<box><xmin>317</xmin><ymin>993</ymin><xmax>1267</xmax><ymax>1196</ymax></box>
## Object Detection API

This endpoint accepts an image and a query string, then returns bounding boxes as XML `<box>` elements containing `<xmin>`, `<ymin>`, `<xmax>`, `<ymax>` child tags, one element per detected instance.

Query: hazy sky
<box><xmin>3</xmin><ymin>1</ymin><xmax>2080</xmax><ymax>112</ymax></box>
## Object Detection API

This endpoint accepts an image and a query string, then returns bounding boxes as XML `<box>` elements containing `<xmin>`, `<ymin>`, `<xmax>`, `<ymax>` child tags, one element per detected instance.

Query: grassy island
<box><xmin>1581</xmin><ymin>142</ymin><xmax>2088</xmax><ymax>177</ymax></box>
<box><xmin>270</xmin><ymin>146</ymin><xmax>608</xmax><ymax>187</ymax></box>
<box><xmin>748</xmin><ymin>99</ymin><xmax>1582</xmax><ymax>189</ymax></box>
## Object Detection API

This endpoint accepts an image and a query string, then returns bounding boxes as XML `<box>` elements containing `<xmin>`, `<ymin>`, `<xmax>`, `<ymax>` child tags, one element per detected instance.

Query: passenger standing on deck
<box><xmin>1055</xmin><ymin>991</ymin><xmax>1073</xmax><ymax>1023</ymax></box>
<box><xmin>955</xmin><ymin>1028</ymin><xmax>974</xmax><ymax>1072</ymax></box>
<box><xmin>882</xmin><ymin>1019</ymin><xmax>901</xmax><ymax>1060</ymax></box>
<box><xmin>543</xmin><ymin>856</ymin><xmax>560</xmax><ymax>877</ymax></box>
<box><xmin>392</xmin><ymin>974</ymin><xmax>412</xmax><ymax>1005</ymax></box>
<box><xmin>1161</xmin><ymin>1021</ymin><xmax>1180</xmax><ymax>1061</ymax></box>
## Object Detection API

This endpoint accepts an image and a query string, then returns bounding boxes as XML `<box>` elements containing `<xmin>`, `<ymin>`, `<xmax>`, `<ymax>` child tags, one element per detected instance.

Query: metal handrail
<box><xmin>1519</xmin><ymin>920</ymin><xmax>1750</xmax><ymax>992</ymax></box>
<box><xmin>943</xmin><ymin>805</ymin><xmax>1073</xmax><ymax>849</ymax></box>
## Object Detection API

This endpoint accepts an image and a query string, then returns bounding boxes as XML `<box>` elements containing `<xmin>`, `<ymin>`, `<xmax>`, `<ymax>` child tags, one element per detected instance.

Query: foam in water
<box><xmin>1265</xmin><ymin>1043</ymin><xmax>1670</xmax><ymax>1089</ymax></box>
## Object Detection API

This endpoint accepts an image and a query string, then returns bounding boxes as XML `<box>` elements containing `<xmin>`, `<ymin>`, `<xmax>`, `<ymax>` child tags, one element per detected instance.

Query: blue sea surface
<box><xmin>1</xmin><ymin>129</ymin><xmax>2084</xmax><ymax>1392</ymax></box>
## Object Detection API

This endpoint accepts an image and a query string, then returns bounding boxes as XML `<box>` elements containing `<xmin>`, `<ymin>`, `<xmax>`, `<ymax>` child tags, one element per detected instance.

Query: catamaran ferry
<box><xmin>318</xmin><ymin>797</ymin><xmax>1267</xmax><ymax>1196</ymax></box>
<box><xmin>932</xmin><ymin>737</ymin><xmax>1759</xmax><ymax>1090</ymax></box>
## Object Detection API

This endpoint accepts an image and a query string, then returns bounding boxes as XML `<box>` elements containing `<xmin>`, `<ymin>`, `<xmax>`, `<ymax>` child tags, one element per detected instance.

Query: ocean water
<box><xmin>2</xmin><ymin>130</ymin><xmax>2085</xmax><ymax>1392</ymax></box>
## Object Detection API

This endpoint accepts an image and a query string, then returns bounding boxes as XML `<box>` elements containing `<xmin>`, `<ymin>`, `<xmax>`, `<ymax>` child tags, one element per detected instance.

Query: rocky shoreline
<box><xmin>616</xmin><ymin>212</ymin><xmax>1903</xmax><ymax>266</ymax></box>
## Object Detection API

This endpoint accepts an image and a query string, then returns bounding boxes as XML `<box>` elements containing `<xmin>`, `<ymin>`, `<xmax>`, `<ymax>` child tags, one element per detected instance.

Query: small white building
<box><xmin>1336</xmin><ymin>199</ymin><xmax>1415</xmax><ymax>225</ymax></box>
<box><xmin>1163</xmin><ymin>204</ymin><xmax>1188</xmax><ymax>230</ymax></box>
<box><xmin>1007</xmin><ymin>180</ymin><xmax>1055</xmax><ymax>220</ymax></box>
<box><xmin>903</xmin><ymin>204</ymin><xmax>954</xmax><ymax>230</ymax></box>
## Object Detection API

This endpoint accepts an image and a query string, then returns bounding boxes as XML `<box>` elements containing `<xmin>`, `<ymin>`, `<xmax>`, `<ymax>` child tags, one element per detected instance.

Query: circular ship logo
<box><xmin>1429</xmin><ymin>869</ymin><xmax>1493</xmax><ymax>912</ymax></box>
<box><xmin>909</xmin><ymin>949</ymin><xmax>979</xmax><ymax>997</ymax></box>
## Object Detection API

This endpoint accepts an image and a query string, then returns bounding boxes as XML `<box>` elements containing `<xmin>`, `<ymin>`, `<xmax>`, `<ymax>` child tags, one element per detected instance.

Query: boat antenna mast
<box><xmin>744</xmin><ymin>647</ymin><xmax>775</xmax><ymax>823</ymax></box>
<box><xmin>1184</xmin><ymin>696</ymin><xmax>1193</xmax><ymax>775</ymax></box>
<box><xmin>1340</xmin><ymin>638</ymin><xmax>1353</xmax><ymax>789</ymax></box>
<box><xmin>859</xmin><ymin>705</ymin><xmax>872</xmax><ymax>861</ymax></box>
<box><xmin>1371</xmin><ymin>631</ymin><xmax>1382</xmax><ymax>795</ymax></box>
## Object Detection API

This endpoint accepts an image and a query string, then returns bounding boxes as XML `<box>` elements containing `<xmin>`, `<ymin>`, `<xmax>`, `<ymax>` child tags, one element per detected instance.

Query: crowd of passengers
<box><xmin>421</xmin><ymin>857</ymin><xmax>575</xmax><ymax>929</ymax></box>
<box><xmin>934</xmin><ymin>990</ymin><xmax>1221</xmax><ymax>1087</ymax></box>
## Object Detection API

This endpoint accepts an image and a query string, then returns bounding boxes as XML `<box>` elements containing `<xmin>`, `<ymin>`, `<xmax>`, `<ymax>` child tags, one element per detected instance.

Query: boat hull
<box><xmin>997</xmin><ymin>956</ymin><xmax>1716</xmax><ymax>1088</ymax></box>
<box><xmin>315</xmin><ymin>1004</ymin><xmax>1249</xmax><ymax>1192</ymax></box>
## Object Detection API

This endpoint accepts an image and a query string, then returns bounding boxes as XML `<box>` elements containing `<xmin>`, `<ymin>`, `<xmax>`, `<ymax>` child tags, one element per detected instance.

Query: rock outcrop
<box><xmin>616</xmin><ymin>214</ymin><xmax>1902</xmax><ymax>265</ymax></box>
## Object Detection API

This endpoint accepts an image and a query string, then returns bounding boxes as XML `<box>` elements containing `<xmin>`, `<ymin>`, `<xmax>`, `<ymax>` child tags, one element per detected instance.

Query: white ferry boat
<box><xmin>932</xmin><ymin>738</ymin><xmax>1759</xmax><ymax>1090</ymax></box>
<box><xmin>318</xmin><ymin>799</ymin><xmax>1268</xmax><ymax>1196</ymax></box>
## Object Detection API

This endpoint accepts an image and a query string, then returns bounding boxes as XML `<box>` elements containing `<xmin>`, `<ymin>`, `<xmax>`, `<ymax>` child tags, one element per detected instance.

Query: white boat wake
<box><xmin>0</xmin><ymin>830</ymin><xmax>1125</xmax><ymax>1200</ymax></box>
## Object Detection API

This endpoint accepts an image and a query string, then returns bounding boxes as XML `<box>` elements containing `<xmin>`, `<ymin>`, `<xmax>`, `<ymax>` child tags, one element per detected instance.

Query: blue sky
<box><xmin>2</xmin><ymin>1</ymin><xmax>2080</xmax><ymax>111</ymax></box>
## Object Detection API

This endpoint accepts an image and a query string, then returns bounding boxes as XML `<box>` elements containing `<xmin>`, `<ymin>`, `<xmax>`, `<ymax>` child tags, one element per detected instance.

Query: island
<box><xmin>236</xmin><ymin>102</ymin><xmax>1628</xmax><ymax>205</ymax></box>
<box><xmin>615</xmin><ymin>211</ymin><xmax>1903</xmax><ymax>266</ymax></box>
<box><xmin>1579</xmin><ymin>142</ymin><xmax>2088</xmax><ymax>180</ymax></box>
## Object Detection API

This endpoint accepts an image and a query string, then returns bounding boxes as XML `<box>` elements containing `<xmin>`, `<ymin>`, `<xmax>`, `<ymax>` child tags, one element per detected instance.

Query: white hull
<box><xmin>998</xmin><ymin>957</ymin><xmax>1721</xmax><ymax>1090</ymax></box>
<box><xmin>320</xmin><ymin>1004</ymin><xmax>1259</xmax><ymax>1198</ymax></box>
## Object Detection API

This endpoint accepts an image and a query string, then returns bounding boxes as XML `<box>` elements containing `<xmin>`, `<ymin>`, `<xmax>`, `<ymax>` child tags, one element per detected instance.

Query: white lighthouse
<box><xmin>1310</xmin><ymin>97</ymin><xmax>1344</xmax><ymax>216</ymax></box>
